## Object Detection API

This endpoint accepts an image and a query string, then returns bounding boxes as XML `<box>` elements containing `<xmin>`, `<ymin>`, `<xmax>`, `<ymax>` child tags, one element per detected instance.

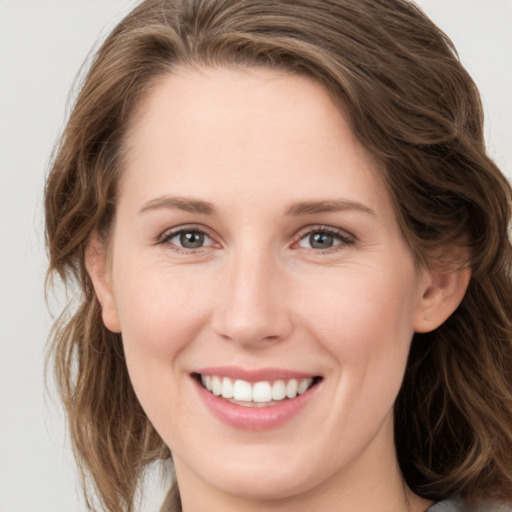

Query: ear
<box><xmin>85</xmin><ymin>233</ymin><xmax>121</xmax><ymax>333</ymax></box>
<box><xmin>414</xmin><ymin>251</ymin><xmax>471</xmax><ymax>333</ymax></box>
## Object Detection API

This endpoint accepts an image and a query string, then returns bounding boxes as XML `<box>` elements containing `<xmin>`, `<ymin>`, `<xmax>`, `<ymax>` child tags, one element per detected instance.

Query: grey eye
<box><xmin>179</xmin><ymin>231</ymin><xmax>205</xmax><ymax>248</ymax></box>
<box><xmin>296</xmin><ymin>228</ymin><xmax>352</xmax><ymax>251</ymax></box>
<box><xmin>161</xmin><ymin>227</ymin><xmax>216</xmax><ymax>252</ymax></box>
<box><xmin>309</xmin><ymin>232</ymin><xmax>335</xmax><ymax>249</ymax></box>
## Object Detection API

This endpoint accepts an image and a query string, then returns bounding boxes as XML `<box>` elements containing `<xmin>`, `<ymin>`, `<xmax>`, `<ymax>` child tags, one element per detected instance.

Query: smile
<box><xmin>199</xmin><ymin>374</ymin><xmax>317</xmax><ymax>407</ymax></box>
<box><xmin>192</xmin><ymin>368</ymin><xmax>322</xmax><ymax>429</ymax></box>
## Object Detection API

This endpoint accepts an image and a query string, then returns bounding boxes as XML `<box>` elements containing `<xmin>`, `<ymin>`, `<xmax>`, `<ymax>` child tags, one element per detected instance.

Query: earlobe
<box><xmin>414</xmin><ymin>259</ymin><xmax>471</xmax><ymax>334</ymax></box>
<box><xmin>85</xmin><ymin>233</ymin><xmax>121</xmax><ymax>333</ymax></box>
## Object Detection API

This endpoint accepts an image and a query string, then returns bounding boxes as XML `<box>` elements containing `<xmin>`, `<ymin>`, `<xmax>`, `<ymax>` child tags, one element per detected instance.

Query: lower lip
<box><xmin>193</xmin><ymin>377</ymin><xmax>320</xmax><ymax>431</ymax></box>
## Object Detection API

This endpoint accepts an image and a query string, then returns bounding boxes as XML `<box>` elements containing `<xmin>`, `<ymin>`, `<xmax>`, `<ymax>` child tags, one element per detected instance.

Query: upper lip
<box><xmin>193</xmin><ymin>366</ymin><xmax>319</xmax><ymax>382</ymax></box>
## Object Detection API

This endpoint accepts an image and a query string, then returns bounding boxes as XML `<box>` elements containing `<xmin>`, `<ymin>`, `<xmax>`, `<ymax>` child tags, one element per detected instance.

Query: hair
<box><xmin>45</xmin><ymin>1</ymin><xmax>512</xmax><ymax>511</ymax></box>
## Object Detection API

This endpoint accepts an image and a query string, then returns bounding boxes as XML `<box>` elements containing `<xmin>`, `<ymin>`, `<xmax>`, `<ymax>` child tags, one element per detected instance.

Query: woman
<box><xmin>44</xmin><ymin>0</ymin><xmax>512</xmax><ymax>511</ymax></box>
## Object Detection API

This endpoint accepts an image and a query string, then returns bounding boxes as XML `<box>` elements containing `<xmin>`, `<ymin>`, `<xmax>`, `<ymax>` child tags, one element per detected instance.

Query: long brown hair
<box><xmin>45</xmin><ymin>1</ymin><xmax>512</xmax><ymax>511</ymax></box>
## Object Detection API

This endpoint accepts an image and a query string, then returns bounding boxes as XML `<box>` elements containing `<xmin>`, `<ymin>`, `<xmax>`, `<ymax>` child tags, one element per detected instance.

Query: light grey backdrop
<box><xmin>1</xmin><ymin>1</ymin><xmax>511</xmax><ymax>511</ymax></box>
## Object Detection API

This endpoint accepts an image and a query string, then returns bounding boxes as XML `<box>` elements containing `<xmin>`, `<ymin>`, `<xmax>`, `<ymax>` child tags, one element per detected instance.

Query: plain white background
<box><xmin>0</xmin><ymin>1</ymin><xmax>511</xmax><ymax>511</ymax></box>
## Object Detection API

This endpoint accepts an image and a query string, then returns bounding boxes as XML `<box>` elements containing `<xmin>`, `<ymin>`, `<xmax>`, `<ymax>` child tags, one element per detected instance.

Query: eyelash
<box><xmin>156</xmin><ymin>224</ymin><xmax>355</xmax><ymax>255</ymax></box>
<box><xmin>292</xmin><ymin>225</ymin><xmax>355</xmax><ymax>254</ymax></box>
<box><xmin>157</xmin><ymin>225</ymin><xmax>217</xmax><ymax>254</ymax></box>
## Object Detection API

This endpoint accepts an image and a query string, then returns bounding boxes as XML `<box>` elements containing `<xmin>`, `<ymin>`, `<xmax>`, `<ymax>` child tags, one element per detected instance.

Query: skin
<box><xmin>87</xmin><ymin>67</ymin><xmax>470</xmax><ymax>511</ymax></box>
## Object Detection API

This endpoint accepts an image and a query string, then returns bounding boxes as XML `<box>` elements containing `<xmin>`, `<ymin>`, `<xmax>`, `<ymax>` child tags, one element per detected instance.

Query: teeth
<box><xmin>253</xmin><ymin>381</ymin><xmax>272</xmax><ymax>402</ymax></box>
<box><xmin>211</xmin><ymin>376</ymin><xmax>222</xmax><ymax>396</ymax></box>
<box><xmin>201</xmin><ymin>375</ymin><xmax>212</xmax><ymax>391</ymax></box>
<box><xmin>233</xmin><ymin>380</ymin><xmax>252</xmax><ymax>401</ymax></box>
<box><xmin>298</xmin><ymin>378</ymin><xmax>313</xmax><ymax>395</ymax></box>
<box><xmin>272</xmin><ymin>380</ymin><xmax>286</xmax><ymax>400</ymax></box>
<box><xmin>200</xmin><ymin>375</ymin><xmax>316</xmax><ymax>403</ymax></box>
<box><xmin>221</xmin><ymin>377</ymin><xmax>233</xmax><ymax>398</ymax></box>
<box><xmin>286</xmin><ymin>379</ymin><xmax>298</xmax><ymax>398</ymax></box>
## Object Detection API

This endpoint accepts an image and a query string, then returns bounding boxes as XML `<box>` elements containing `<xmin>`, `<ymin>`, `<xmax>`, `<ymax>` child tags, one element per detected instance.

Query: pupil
<box><xmin>180</xmin><ymin>231</ymin><xmax>204</xmax><ymax>248</ymax></box>
<box><xmin>310</xmin><ymin>232</ymin><xmax>333</xmax><ymax>249</ymax></box>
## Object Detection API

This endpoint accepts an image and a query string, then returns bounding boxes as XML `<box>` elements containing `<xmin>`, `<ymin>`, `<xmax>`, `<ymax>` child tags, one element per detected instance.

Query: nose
<box><xmin>211</xmin><ymin>249</ymin><xmax>294</xmax><ymax>348</ymax></box>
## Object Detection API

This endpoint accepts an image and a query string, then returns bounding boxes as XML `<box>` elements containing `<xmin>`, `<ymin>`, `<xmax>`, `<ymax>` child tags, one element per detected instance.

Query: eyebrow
<box><xmin>139</xmin><ymin>196</ymin><xmax>215</xmax><ymax>215</ymax></box>
<box><xmin>138</xmin><ymin>195</ymin><xmax>375</xmax><ymax>217</ymax></box>
<box><xmin>285</xmin><ymin>199</ymin><xmax>375</xmax><ymax>216</ymax></box>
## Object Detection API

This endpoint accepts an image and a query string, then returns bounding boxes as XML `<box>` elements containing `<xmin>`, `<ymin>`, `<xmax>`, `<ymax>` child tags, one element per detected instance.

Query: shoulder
<box><xmin>427</xmin><ymin>499</ymin><xmax>512</xmax><ymax>512</ymax></box>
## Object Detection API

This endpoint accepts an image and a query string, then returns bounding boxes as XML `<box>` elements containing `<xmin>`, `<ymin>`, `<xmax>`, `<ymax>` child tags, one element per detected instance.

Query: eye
<box><xmin>159</xmin><ymin>227</ymin><xmax>216</xmax><ymax>252</ymax></box>
<box><xmin>175</xmin><ymin>230</ymin><xmax>207</xmax><ymax>249</ymax></box>
<box><xmin>295</xmin><ymin>227</ymin><xmax>354</xmax><ymax>251</ymax></box>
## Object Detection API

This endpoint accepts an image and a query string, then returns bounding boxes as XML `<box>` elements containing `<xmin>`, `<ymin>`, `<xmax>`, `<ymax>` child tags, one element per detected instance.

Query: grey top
<box><xmin>427</xmin><ymin>499</ymin><xmax>468</xmax><ymax>512</ymax></box>
<box><xmin>427</xmin><ymin>498</ymin><xmax>512</xmax><ymax>512</ymax></box>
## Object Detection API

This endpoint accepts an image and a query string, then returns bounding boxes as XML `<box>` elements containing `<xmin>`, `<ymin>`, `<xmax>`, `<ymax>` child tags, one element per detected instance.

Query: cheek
<box><xmin>118</xmin><ymin>285</ymin><xmax>180</xmax><ymax>354</ymax></box>
<box><xmin>298</xmin><ymin>267</ymin><xmax>420</xmax><ymax>448</ymax></box>
<box><xmin>301</xmin><ymin>262</ymin><xmax>420</xmax><ymax>396</ymax></box>
<box><xmin>111</xmin><ymin>266</ymin><xmax>212</xmax><ymax>434</ymax></box>
<box><xmin>306</xmin><ymin>265</ymin><xmax>418</xmax><ymax>345</ymax></box>
<box><xmin>111</xmin><ymin>256</ymin><xmax>215</xmax><ymax>382</ymax></box>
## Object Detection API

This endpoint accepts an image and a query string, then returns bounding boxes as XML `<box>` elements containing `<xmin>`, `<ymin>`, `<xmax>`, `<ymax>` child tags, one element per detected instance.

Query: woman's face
<box><xmin>98</xmin><ymin>67</ymin><xmax>434</xmax><ymax>503</ymax></box>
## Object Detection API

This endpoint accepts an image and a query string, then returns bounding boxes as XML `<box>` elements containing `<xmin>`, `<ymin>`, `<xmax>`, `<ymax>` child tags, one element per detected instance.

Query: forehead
<box><xmin>126</xmin><ymin>66</ymin><xmax>350</xmax><ymax>155</ymax></box>
<box><xmin>120</xmin><ymin>66</ymin><xmax>391</xmax><ymax>217</ymax></box>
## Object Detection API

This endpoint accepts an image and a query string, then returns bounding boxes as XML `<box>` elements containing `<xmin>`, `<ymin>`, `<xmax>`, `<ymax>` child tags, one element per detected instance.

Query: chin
<box><xmin>209</xmin><ymin>467</ymin><xmax>311</xmax><ymax>501</ymax></box>
<box><xmin>186</xmin><ymin>448</ymin><xmax>327</xmax><ymax>502</ymax></box>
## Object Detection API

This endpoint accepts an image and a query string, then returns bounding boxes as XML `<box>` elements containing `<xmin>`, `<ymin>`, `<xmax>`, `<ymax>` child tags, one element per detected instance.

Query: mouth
<box><xmin>192</xmin><ymin>373</ymin><xmax>322</xmax><ymax>408</ymax></box>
